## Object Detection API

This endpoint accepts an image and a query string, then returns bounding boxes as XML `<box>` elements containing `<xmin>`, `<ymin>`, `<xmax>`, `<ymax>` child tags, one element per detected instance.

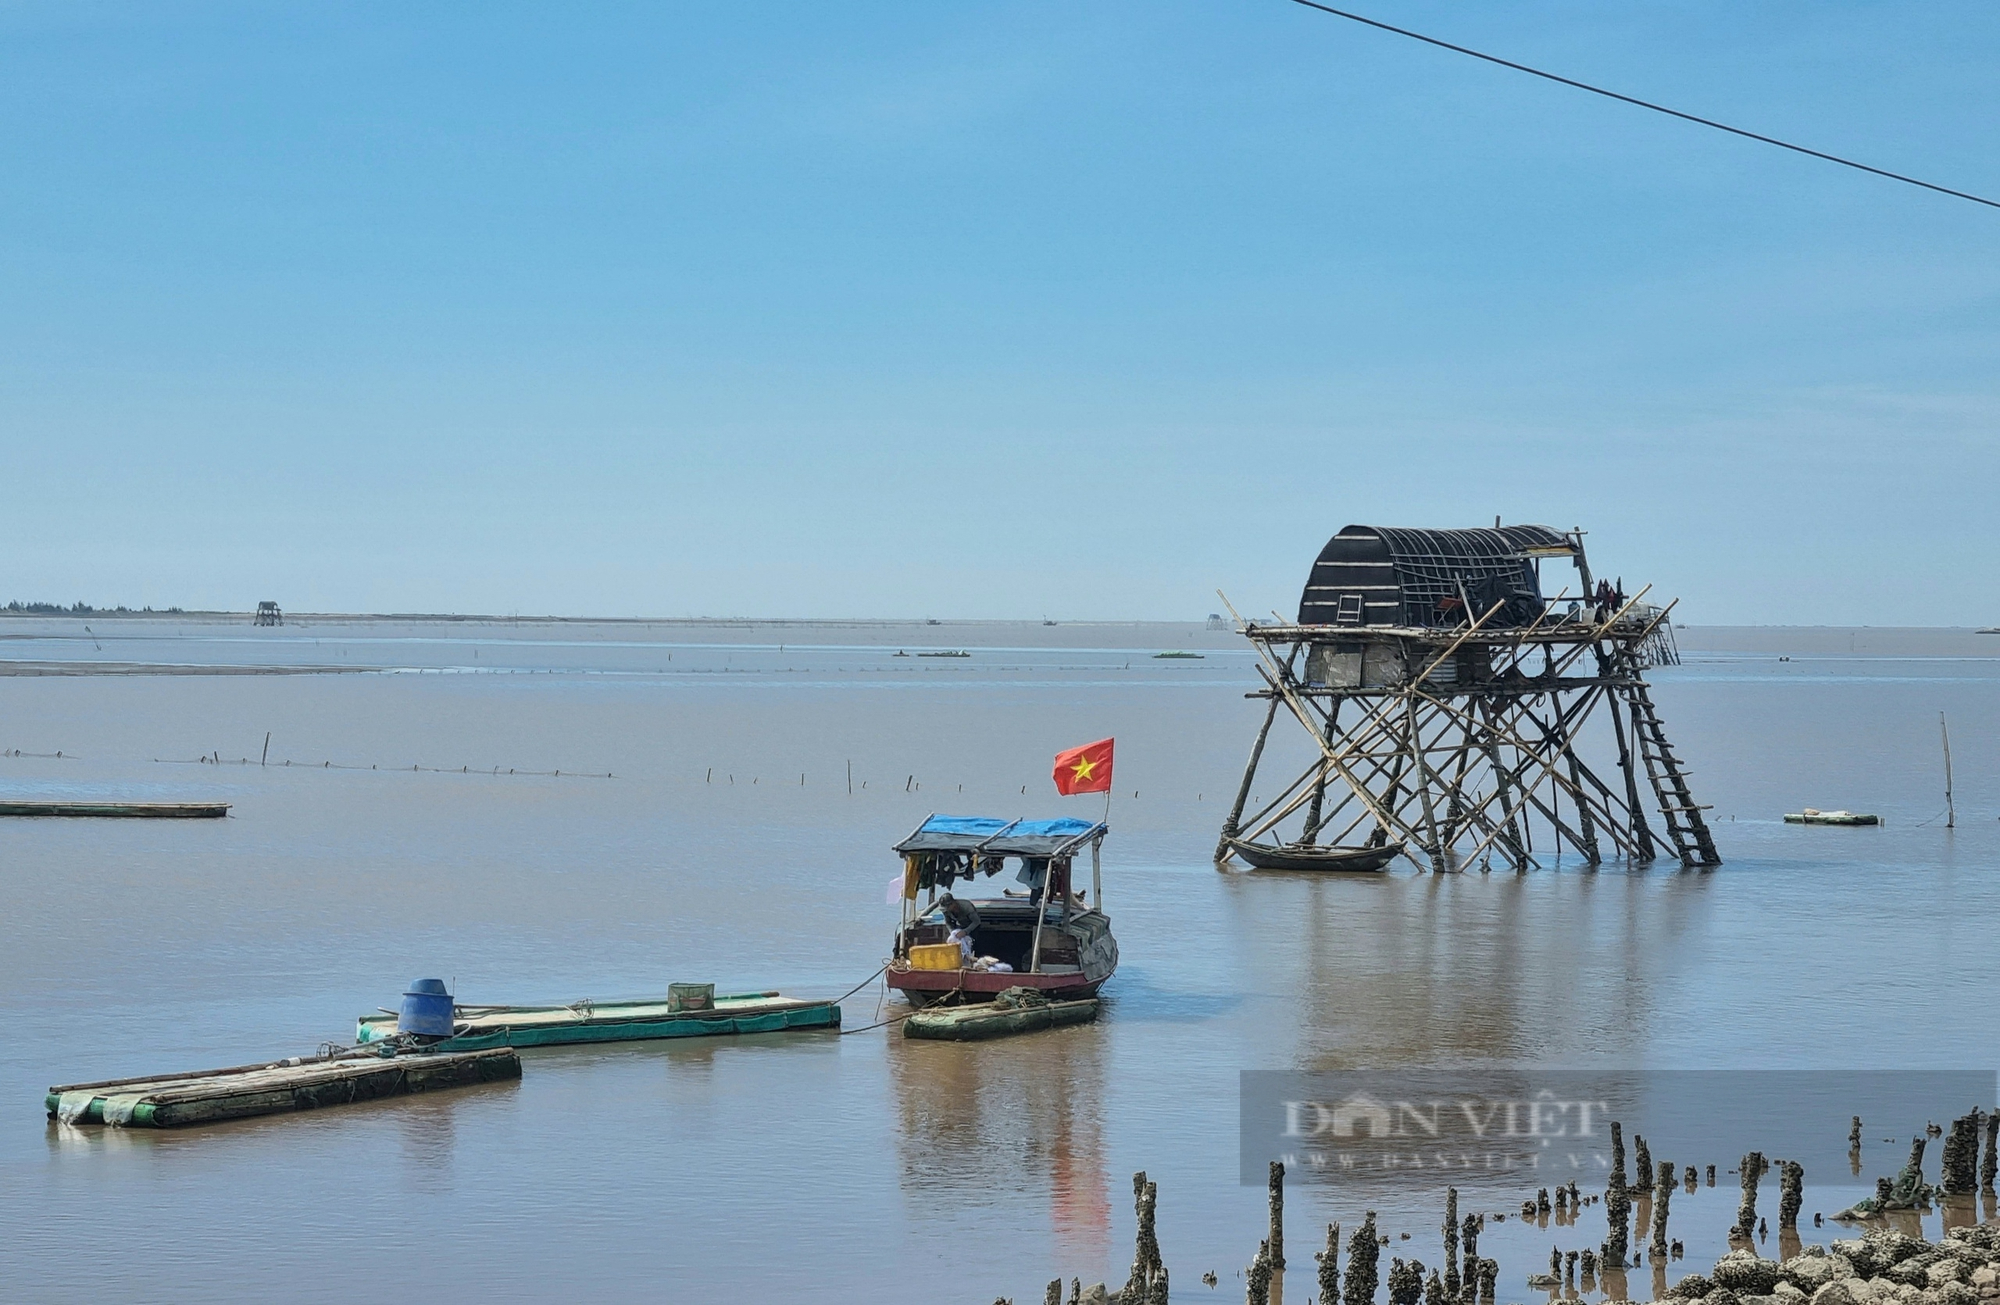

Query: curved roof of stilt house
<box><xmin>1297</xmin><ymin>524</ymin><xmax>1579</xmax><ymax>628</ymax></box>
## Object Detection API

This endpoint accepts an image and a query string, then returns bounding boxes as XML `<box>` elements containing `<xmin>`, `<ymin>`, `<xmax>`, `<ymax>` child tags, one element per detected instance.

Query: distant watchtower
<box><xmin>253</xmin><ymin>601</ymin><xmax>282</xmax><ymax>627</ymax></box>
<box><xmin>1217</xmin><ymin>524</ymin><xmax>1719</xmax><ymax>871</ymax></box>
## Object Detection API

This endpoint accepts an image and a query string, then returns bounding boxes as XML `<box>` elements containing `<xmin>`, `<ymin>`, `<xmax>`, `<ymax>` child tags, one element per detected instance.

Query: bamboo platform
<box><xmin>903</xmin><ymin>996</ymin><xmax>1099</xmax><ymax>1041</ymax></box>
<box><xmin>46</xmin><ymin>1047</ymin><xmax>520</xmax><ymax>1128</ymax></box>
<box><xmin>354</xmin><ymin>992</ymin><xmax>841</xmax><ymax>1051</ymax></box>
<box><xmin>0</xmin><ymin>800</ymin><xmax>230</xmax><ymax>818</ymax></box>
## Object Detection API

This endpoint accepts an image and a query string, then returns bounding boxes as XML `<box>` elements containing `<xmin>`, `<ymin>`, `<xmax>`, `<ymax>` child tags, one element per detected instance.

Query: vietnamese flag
<box><xmin>1053</xmin><ymin>738</ymin><xmax>1114</xmax><ymax>796</ymax></box>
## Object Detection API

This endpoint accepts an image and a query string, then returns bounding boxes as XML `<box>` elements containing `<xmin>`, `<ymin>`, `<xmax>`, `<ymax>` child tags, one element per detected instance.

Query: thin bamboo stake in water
<box><xmin>1940</xmin><ymin>712</ymin><xmax>1955</xmax><ymax>829</ymax></box>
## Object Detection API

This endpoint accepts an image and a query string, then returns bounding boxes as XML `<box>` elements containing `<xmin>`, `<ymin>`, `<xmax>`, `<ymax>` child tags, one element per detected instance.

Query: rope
<box><xmin>832</xmin><ymin>961</ymin><xmax>975</xmax><ymax>1034</ymax></box>
<box><xmin>833</xmin><ymin>964</ymin><xmax>887</xmax><ymax>1006</ymax></box>
<box><xmin>840</xmin><ymin>1007</ymin><xmax>920</xmax><ymax>1036</ymax></box>
<box><xmin>154</xmin><ymin>756</ymin><xmax>613</xmax><ymax>778</ymax></box>
<box><xmin>313</xmin><ymin>1032</ymin><xmax>420</xmax><ymax>1060</ymax></box>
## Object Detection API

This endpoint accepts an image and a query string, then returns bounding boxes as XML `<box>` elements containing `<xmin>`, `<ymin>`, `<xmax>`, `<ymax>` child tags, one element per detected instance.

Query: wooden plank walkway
<box><xmin>47</xmin><ymin>1048</ymin><xmax>520</xmax><ymax>1127</ymax></box>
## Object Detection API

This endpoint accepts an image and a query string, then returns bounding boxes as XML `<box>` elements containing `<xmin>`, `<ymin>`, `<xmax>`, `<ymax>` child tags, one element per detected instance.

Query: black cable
<box><xmin>1286</xmin><ymin>0</ymin><xmax>2000</xmax><ymax>210</ymax></box>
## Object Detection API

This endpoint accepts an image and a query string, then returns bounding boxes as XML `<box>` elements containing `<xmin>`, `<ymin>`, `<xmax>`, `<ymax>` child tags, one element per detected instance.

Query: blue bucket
<box><xmin>397</xmin><ymin>978</ymin><xmax>456</xmax><ymax>1037</ymax></box>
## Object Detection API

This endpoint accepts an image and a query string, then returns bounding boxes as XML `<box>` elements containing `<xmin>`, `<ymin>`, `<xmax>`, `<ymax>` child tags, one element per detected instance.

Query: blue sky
<box><xmin>4</xmin><ymin>2</ymin><xmax>1997</xmax><ymax>622</ymax></box>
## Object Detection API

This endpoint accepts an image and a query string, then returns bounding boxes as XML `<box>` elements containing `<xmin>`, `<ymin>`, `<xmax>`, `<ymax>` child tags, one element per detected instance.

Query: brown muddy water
<box><xmin>1</xmin><ymin>617</ymin><xmax>1996</xmax><ymax>1303</ymax></box>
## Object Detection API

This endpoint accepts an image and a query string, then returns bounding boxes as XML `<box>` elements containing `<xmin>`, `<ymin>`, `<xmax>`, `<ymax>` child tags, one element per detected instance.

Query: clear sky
<box><xmin>4</xmin><ymin>2</ymin><xmax>1997</xmax><ymax>623</ymax></box>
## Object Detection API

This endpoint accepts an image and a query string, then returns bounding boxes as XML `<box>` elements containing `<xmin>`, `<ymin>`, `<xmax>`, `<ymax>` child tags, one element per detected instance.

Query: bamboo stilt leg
<box><xmin>1217</xmin><ymin>695</ymin><xmax>1280</xmax><ymax>862</ymax></box>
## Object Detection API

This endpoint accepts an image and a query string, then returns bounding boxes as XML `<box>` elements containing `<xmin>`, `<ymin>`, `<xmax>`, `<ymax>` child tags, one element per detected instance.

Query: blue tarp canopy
<box><xmin>894</xmin><ymin>814</ymin><xmax>1105</xmax><ymax>857</ymax></box>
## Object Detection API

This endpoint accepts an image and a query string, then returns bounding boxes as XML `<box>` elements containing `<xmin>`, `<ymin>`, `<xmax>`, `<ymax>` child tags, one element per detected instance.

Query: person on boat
<box><xmin>938</xmin><ymin>893</ymin><xmax>980</xmax><ymax>934</ymax></box>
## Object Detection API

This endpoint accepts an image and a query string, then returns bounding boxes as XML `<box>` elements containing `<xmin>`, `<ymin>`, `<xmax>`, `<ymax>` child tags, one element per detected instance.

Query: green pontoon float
<box><xmin>356</xmin><ymin>983</ymin><xmax>840</xmax><ymax>1052</ymax></box>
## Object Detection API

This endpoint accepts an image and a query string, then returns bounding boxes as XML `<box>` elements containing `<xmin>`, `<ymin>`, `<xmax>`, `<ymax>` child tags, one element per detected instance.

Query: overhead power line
<box><xmin>1286</xmin><ymin>0</ymin><xmax>2000</xmax><ymax>211</ymax></box>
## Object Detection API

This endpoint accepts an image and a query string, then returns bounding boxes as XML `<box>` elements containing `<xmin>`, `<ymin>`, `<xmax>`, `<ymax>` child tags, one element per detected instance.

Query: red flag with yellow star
<box><xmin>1052</xmin><ymin>738</ymin><xmax>1114</xmax><ymax>796</ymax></box>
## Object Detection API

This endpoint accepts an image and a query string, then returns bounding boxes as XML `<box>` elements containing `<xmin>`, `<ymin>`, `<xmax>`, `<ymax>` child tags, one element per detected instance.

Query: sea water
<box><xmin>1</xmin><ymin>618</ymin><xmax>1995</xmax><ymax>1302</ymax></box>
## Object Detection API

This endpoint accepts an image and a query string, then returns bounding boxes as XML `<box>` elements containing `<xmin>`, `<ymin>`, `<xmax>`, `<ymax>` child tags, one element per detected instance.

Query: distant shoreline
<box><xmin>1</xmin><ymin>610</ymin><xmax>1995</xmax><ymax>634</ymax></box>
<box><xmin>0</xmin><ymin>610</ymin><xmax>1233</xmax><ymax>629</ymax></box>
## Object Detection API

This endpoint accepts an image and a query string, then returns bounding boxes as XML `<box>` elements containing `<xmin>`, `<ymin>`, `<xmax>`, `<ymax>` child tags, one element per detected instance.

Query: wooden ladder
<box><xmin>1626</xmin><ymin>682</ymin><xmax>1721</xmax><ymax>866</ymax></box>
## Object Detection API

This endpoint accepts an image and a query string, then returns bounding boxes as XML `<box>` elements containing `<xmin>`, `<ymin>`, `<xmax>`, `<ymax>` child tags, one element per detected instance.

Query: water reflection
<box><xmin>46</xmin><ymin>1116</ymin><xmax>157</xmax><ymax>1157</ymax></box>
<box><xmin>1240</xmin><ymin>869</ymin><xmax>1720</xmax><ymax>1072</ymax></box>
<box><xmin>889</xmin><ymin>1021</ymin><xmax>1110</xmax><ymax>1260</ymax></box>
<box><xmin>1938</xmin><ymin>1193</ymin><xmax>1979</xmax><ymax>1235</ymax></box>
<box><xmin>395</xmin><ymin>1093</ymin><xmax>459</xmax><ymax>1193</ymax></box>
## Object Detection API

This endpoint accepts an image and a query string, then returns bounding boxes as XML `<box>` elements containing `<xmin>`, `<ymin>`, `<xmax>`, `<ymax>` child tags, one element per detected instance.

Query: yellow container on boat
<box><xmin>907</xmin><ymin>943</ymin><xmax>963</xmax><ymax>971</ymax></box>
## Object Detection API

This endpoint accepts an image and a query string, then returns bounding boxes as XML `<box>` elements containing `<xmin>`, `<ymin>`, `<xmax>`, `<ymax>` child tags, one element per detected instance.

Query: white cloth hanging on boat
<box><xmin>54</xmin><ymin>1091</ymin><xmax>95</xmax><ymax>1124</ymax></box>
<box><xmin>101</xmin><ymin>1094</ymin><xmax>148</xmax><ymax>1126</ymax></box>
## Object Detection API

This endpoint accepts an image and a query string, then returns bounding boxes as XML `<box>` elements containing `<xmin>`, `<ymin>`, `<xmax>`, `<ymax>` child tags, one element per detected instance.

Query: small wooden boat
<box><xmin>1783</xmin><ymin>809</ymin><xmax>1880</xmax><ymax>826</ymax></box>
<box><xmin>354</xmin><ymin>990</ymin><xmax>840</xmax><ymax>1050</ymax></box>
<box><xmin>1226</xmin><ymin>838</ymin><xmax>1402</xmax><ymax>872</ymax></box>
<box><xmin>887</xmin><ymin>814</ymin><xmax>1117</xmax><ymax>1007</ymax></box>
<box><xmin>47</xmin><ymin>1046</ymin><xmax>519</xmax><ymax>1128</ymax></box>
<box><xmin>904</xmin><ymin>990</ymin><xmax>1099</xmax><ymax>1041</ymax></box>
<box><xmin>0</xmin><ymin>800</ymin><xmax>229</xmax><ymax>818</ymax></box>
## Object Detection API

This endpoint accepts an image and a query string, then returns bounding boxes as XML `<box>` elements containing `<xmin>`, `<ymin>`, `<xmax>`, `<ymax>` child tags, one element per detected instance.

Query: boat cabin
<box><xmin>886</xmin><ymin>815</ymin><xmax>1118</xmax><ymax>1006</ymax></box>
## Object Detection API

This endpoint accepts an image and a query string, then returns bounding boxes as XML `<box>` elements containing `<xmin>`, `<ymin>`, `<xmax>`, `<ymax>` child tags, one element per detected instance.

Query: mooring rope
<box><xmin>832</xmin><ymin>964</ymin><xmax>887</xmax><ymax>1006</ymax></box>
<box><xmin>840</xmin><ymin>1007</ymin><xmax>919</xmax><ymax>1036</ymax></box>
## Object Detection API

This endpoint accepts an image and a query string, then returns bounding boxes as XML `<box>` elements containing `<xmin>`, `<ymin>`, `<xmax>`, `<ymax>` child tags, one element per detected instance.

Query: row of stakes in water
<box><xmin>1008</xmin><ymin>1110</ymin><xmax>2000</xmax><ymax>1305</ymax></box>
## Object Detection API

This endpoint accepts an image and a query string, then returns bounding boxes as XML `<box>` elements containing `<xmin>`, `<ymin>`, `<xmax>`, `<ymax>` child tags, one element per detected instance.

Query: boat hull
<box><xmin>887</xmin><ymin>966</ymin><xmax>1106</xmax><ymax>1006</ymax></box>
<box><xmin>889</xmin><ymin>898</ymin><xmax>1116</xmax><ymax>1006</ymax></box>
<box><xmin>1227</xmin><ymin>838</ymin><xmax>1402</xmax><ymax>872</ymax></box>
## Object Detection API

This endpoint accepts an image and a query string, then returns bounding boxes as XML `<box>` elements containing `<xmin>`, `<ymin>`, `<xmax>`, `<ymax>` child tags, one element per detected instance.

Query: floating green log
<box><xmin>47</xmin><ymin>1047</ymin><xmax>519</xmax><ymax>1128</ymax></box>
<box><xmin>0</xmin><ymin>801</ymin><xmax>229</xmax><ymax>818</ymax></box>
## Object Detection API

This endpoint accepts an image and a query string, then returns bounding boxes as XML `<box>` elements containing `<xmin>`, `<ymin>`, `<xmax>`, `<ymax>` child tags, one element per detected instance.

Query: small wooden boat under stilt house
<box><xmin>1223</xmin><ymin>838</ymin><xmax>1403</xmax><ymax>872</ymax></box>
<box><xmin>354</xmin><ymin>981</ymin><xmax>840</xmax><ymax>1051</ymax></box>
<box><xmin>887</xmin><ymin>815</ymin><xmax>1117</xmax><ymax>1008</ymax></box>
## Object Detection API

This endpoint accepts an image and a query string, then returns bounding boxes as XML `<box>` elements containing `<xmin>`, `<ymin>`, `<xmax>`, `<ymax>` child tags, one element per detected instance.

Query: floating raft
<box><xmin>355</xmin><ymin>992</ymin><xmax>841</xmax><ymax>1051</ymax></box>
<box><xmin>0</xmin><ymin>800</ymin><xmax>229</xmax><ymax>818</ymax></box>
<box><xmin>46</xmin><ymin>1047</ymin><xmax>519</xmax><ymax>1128</ymax></box>
<box><xmin>904</xmin><ymin>996</ymin><xmax>1099</xmax><ymax>1041</ymax></box>
<box><xmin>1784</xmin><ymin>810</ymin><xmax>1881</xmax><ymax>826</ymax></box>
